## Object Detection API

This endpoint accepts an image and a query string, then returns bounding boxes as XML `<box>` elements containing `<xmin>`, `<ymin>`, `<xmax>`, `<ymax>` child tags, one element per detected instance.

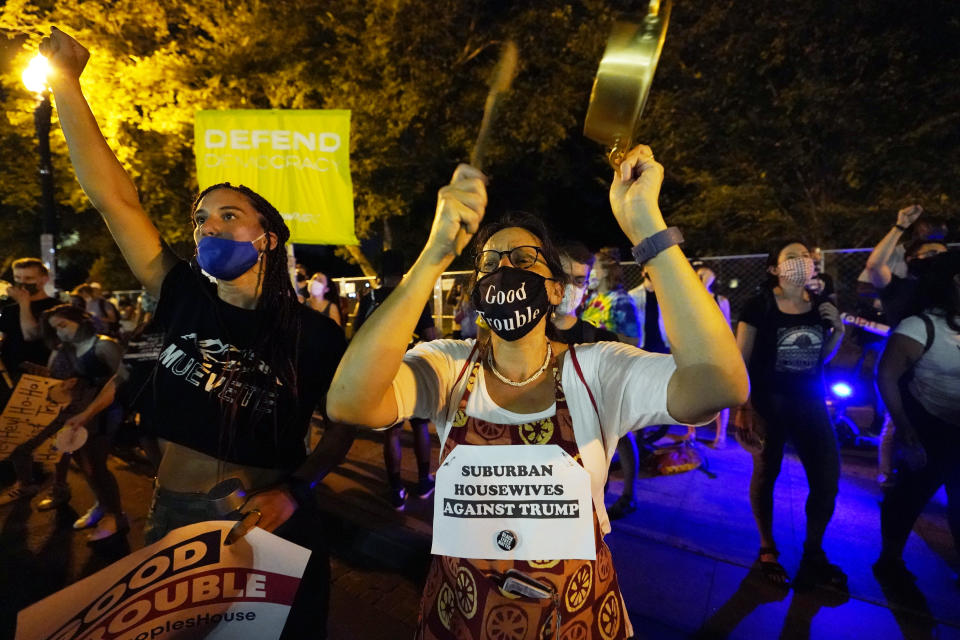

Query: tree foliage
<box><xmin>0</xmin><ymin>0</ymin><xmax>956</xmax><ymax>286</ymax></box>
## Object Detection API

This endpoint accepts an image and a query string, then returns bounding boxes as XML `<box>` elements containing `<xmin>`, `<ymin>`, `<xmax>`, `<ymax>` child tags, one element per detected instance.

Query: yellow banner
<box><xmin>194</xmin><ymin>110</ymin><xmax>358</xmax><ymax>245</ymax></box>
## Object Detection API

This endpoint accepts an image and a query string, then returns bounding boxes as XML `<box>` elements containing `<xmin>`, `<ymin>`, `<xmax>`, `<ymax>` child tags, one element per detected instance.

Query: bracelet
<box><xmin>631</xmin><ymin>227</ymin><xmax>684</xmax><ymax>265</ymax></box>
<box><xmin>283</xmin><ymin>476</ymin><xmax>315</xmax><ymax>508</ymax></box>
<box><xmin>894</xmin><ymin>223</ymin><xmax>909</xmax><ymax>232</ymax></box>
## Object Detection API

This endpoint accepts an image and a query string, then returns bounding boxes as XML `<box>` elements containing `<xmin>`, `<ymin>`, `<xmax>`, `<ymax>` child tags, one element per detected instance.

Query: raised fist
<box><xmin>39</xmin><ymin>27</ymin><xmax>90</xmax><ymax>82</ymax></box>
<box><xmin>895</xmin><ymin>204</ymin><xmax>923</xmax><ymax>229</ymax></box>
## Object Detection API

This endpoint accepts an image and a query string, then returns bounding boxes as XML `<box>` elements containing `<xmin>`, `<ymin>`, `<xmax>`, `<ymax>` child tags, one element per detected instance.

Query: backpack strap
<box><xmin>568</xmin><ymin>344</ymin><xmax>606</xmax><ymax>452</ymax></box>
<box><xmin>919</xmin><ymin>313</ymin><xmax>935</xmax><ymax>354</ymax></box>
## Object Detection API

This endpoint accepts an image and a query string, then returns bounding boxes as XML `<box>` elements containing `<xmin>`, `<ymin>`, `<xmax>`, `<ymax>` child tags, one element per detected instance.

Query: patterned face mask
<box><xmin>777</xmin><ymin>257</ymin><xmax>815</xmax><ymax>286</ymax></box>
<box><xmin>554</xmin><ymin>283</ymin><xmax>587</xmax><ymax>317</ymax></box>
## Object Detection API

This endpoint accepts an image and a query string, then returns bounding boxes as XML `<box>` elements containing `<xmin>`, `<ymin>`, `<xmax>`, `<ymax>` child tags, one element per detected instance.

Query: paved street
<box><xmin>2</xmin><ymin>421</ymin><xmax>958</xmax><ymax>639</ymax></box>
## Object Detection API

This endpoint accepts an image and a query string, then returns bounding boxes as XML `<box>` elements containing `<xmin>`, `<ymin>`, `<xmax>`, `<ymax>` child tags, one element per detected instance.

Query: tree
<box><xmin>0</xmin><ymin>0</ymin><xmax>956</xmax><ymax>288</ymax></box>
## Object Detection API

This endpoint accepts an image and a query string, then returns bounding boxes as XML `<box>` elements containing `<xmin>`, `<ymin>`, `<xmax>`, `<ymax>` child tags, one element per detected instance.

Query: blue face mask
<box><xmin>196</xmin><ymin>234</ymin><xmax>266</xmax><ymax>281</ymax></box>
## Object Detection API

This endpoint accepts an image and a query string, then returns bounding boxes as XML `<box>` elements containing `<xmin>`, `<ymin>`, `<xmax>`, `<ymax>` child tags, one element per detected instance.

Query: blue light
<box><xmin>831</xmin><ymin>382</ymin><xmax>853</xmax><ymax>398</ymax></box>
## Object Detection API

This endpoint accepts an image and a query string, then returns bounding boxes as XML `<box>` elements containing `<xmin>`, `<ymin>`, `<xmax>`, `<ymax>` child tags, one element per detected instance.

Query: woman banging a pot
<box><xmin>328</xmin><ymin>145</ymin><xmax>748</xmax><ymax>639</ymax></box>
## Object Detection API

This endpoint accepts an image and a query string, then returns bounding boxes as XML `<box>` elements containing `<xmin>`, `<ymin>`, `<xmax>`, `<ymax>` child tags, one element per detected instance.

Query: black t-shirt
<box><xmin>151</xmin><ymin>261</ymin><xmax>346</xmax><ymax>469</ymax></box>
<box><xmin>739</xmin><ymin>291</ymin><xmax>828</xmax><ymax>396</ymax></box>
<box><xmin>554</xmin><ymin>318</ymin><xmax>619</xmax><ymax>345</ymax></box>
<box><xmin>0</xmin><ymin>297</ymin><xmax>59</xmax><ymax>376</ymax></box>
<box><xmin>642</xmin><ymin>290</ymin><xmax>669</xmax><ymax>353</ymax></box>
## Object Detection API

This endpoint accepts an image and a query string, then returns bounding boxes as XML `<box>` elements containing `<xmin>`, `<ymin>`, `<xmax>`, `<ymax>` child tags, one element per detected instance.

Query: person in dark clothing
<box><xmin>737</xmin><ymin>240</ymin><xmax>847</xmax><ymax>590</ymax></box>
<box><xmin>0</xmin><ymin>258</ymin><xmax>59</xmax><ymax>382</ymax></box>
<box><xmin>874</xmin><ymin>251</ymin><xmax>960</xmax><ymax>585</ymax></box>
<box><xmin>354</xmin><ymin>250</ymin><xmax>437</xmax><ymax>509</ymax></box>
<box><xmin>43</xmin><ymin>27</ymin><xmax>352</xmax><ymax>638</ymax></box>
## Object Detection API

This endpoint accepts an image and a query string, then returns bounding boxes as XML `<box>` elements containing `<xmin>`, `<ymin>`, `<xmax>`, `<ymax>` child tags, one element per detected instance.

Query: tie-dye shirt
<box><xmin>581</xmin><ymin>287</ymin><xmax>640</xmax><ymax>339</ymax></box>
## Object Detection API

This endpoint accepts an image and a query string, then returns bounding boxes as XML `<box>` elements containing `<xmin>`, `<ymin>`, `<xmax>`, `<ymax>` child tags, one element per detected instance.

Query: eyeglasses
<box><xmin>475</xmin><ymin>246</ymin><xmax>545</xmax><ymax>274</ymax></box>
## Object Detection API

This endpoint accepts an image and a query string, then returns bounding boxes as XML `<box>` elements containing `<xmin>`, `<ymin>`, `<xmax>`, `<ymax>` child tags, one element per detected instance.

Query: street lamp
<box><xmin>22</xmin><ymin>54</ymin><xmax>57</xmax><ymax>290</ymax></box>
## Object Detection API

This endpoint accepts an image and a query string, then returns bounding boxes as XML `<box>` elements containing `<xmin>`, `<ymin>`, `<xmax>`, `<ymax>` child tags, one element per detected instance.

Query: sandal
<box><xmin>755</xmin><ymin>547</ymin><xmax>791</xmax><ymax>588</ymax></box>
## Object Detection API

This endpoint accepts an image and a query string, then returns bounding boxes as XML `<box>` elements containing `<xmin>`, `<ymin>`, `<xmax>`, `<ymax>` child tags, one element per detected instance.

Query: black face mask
<box><xmin>472</xmin><ymin>267</ymin><xmax>551</xmax><ymax>341</ymax></box>
<box><xmin>15</xmin><ymin>283</ymin><xmax>39</xmax><ymax>295</ymax></box>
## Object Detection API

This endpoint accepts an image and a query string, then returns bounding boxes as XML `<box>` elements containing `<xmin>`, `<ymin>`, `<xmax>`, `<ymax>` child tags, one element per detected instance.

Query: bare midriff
<box><xmin>156</xmin><ymin>440</ymin><xmax>287</xmax><ymax>494</ymax></box>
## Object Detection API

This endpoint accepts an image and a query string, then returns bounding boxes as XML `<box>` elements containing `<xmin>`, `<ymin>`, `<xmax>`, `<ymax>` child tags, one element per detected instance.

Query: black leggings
<box><xmin>750</xmin><ymin>392</ymin><xmax>840</xmax><ymax>553</ymax></box>
<box><xmin>879</xmin><ymin>391</ymin><xmax>960</xmax><ymax>559</ymax></box>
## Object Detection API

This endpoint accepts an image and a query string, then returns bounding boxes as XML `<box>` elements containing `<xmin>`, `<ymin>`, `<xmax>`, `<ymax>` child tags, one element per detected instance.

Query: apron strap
<box><xmin>443</xmin><ymin>341</ymin><xmax>481</xmax><ymax>430</ymax></box>
<box><xmin>568</xmin><ymin>344</ymin><xmax>606</xmax><ymax>453</ymax></box>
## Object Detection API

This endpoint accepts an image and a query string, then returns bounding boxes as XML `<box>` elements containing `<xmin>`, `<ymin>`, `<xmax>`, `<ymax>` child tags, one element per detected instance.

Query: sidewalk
<box><xmin>316</xmin><ymin>425</ymin><xmax>960</xmax><ymax>639</ymax></box>
<box><xmin>1</xmin><ymin>422</ymin><xmax>957</xmax><ymax>639</ymax></box>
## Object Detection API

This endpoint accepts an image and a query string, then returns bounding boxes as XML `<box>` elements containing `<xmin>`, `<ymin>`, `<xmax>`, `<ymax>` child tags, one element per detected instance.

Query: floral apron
<box><xmin>417</xmin><ymin>352</ymin><xmax>629</xmax><ymax>640</ymax></box>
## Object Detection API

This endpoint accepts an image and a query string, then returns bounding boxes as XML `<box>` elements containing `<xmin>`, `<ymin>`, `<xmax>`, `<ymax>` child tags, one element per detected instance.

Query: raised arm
<box><xmin>610</xmin><ymin>146</ymin><xmax>749</xmax><ymax>424</ymax></box>
<box><xmin>41</xmin><ymin>28</ymin><xmax>177</xmax><ymax>296</ymax></box>
<box><xmin>864</xmin><ymin>205</ymin><xmax>922</xmax><ymax>290</ymax></box>
<box><xmin>327</xmin><ymin>165</ymin><xmax>487</xmax><ymax>427</ymax></box>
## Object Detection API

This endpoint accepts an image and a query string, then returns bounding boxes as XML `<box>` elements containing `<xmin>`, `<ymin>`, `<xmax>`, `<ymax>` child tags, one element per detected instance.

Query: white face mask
<box><xmin>778</xmin><ymin>257</ymin><xmax>815</xmax><ymax>286</ymax></box>
<box><xmin>310</xmin><ymin>281</ymin><xmax>327</xmax><ymax>298</ymax></box>
<box><xmin>554</xmin><ymin>283</ymin><xmax>587</xmax><ymax>316</ymax></box>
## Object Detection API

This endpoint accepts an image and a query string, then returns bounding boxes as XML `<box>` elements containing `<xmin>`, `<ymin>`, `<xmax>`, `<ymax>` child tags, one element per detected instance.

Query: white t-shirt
<box><xmin>895</xmin><ymin>313</ymin><xmax>960</xmax><ymax>425</ymax></box>
<box><xmin>392</xmin><ymin>339</ymin><xmax>680</xmax><ymax>535</ymax></box>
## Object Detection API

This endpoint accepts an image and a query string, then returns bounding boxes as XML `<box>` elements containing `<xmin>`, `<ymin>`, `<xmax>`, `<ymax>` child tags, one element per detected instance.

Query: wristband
<box><xmin>631</xmin><ymin>227</ymin><xmax>684</xmax><ymax>265</ymax></box>
<box><xmin>894</xmin><ymin>223</ymin><xmax>909</xmax><ymax>232</ymax></box>
<box><xmin>284</xmin><ymin>476</ymin><xmax>315</xmax><ymax>508</ymax></box>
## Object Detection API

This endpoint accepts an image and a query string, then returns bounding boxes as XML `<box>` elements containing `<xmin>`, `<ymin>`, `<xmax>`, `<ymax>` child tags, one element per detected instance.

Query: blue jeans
<box><xmin>145</xmin><ymin>486</ymin><xmax>330</xmax><ymax>640</ymax></box>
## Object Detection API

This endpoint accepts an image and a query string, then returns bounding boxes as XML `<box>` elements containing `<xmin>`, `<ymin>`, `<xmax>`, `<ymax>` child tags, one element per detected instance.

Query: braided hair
<box><xmin>191</xmin><ymin>183</ymin><xmax>302</xmax><ymax>458</ymax></box>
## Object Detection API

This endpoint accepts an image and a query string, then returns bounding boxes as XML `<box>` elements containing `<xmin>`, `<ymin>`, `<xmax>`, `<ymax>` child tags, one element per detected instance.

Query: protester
<box><xmin>328</xmin><ymin>145</ymin><xmax>748</xmax><ymax>639</ymax></box>
<box><xmin>453</xmin><ymin>286</ymin><xmax>479</xmax><ymax>340</ymax></box>
<box><xmin>581</xmin><ymin>248</ymin><xmax>645</xmax><ymax>519</ymax></box>
<box><xmin>41</xmin><ymin>305</ymin><xmax>127</xmax><ymax>541</ymax></box>
<box><xmin>864</xmin><ymin>205</ymin><xmax>948</xmax><ymax>327</ymax></box>
<box><xmin>582</xmin><ymin>247</ymin><xmax>640</xmax><ymax>345</ymax></box>
<box><xmin>551</xmin><ymin>242</ymin><xmax>617</xmax><ymax>344</ymax></box>
<box><xmin>628</xmin><ymin>266</ymin><xmax>669</xmax><ymax>354</ymax></box>
<box><xmin>306</xmin><ymin>271</ymin><xmax>342</xmax><ymax>326</ymax></box>
<box><xmin>805</xmin><ymin>247</ymin><xmax>837</xmax><ymax>303</ymax></box>
<box><xmin>874</xmin><ymin>251</ymin><xmax>960</xmax><ymax>584</ymax></box>
<box><xmin>688</xmin><ymin>261</ymin><xmax>731</xmax><ymax>447</ymax></box>
<box><xmin>42</xmin><ymin>27</ymin><xmax>352</xmax><ymax>638</ymax></box>
<box><xmin>86</xmin><ymin>282</ymin><xmax>120</xmax><ymax>337</ymax></box>
<box><xmin>736</xmin><ymin>240</ymin><xmax>847</xmax><ymax>589</ymax></box>
<box><xmin>0</xmin><ymin>258</ymin><xmax>59</xmax><ymax>382</ymax></box>
<box><xmin>354</xmin><ymin>250</ymin><xmax>437</xmax><ymax>509</ymax></box>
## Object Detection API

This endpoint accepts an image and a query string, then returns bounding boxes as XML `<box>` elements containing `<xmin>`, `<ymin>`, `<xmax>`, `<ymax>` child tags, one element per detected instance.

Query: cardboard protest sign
<box><xmin>16</xmin><ymin>521</ymin><xmax>310</xmax><ymax>640</ymax></box>
<box><xmin>432</xmin><ymin>444</ymin><xmax>595</xmax><ymax>561</ymax></box>
<box><xmin>0</xmin><ymin>374</ymin><xmax>72</xmax><ymax>463</ymax></box>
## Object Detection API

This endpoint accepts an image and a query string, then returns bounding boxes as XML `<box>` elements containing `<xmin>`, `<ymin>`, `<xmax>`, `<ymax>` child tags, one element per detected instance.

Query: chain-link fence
<box><xmin>142</xmin><ymin>243</ymin><xmax>953</xmax><ymax>339</ymax></box>
<box><xmin>333</xmin><ymin>247</ymin><xmax>898</xmax><ymax>337</ymax></box>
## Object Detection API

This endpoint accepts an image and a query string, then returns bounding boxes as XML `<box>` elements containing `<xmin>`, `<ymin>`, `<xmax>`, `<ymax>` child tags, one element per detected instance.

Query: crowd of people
<box><xmin>0</xmin><ymin>26</ymin><xmax>957</xmax><ymax>640</ymax></box>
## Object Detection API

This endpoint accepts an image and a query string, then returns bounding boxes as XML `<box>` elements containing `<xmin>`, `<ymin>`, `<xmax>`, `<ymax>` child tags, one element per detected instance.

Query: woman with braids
<box><xmin>41</xmin><ymin>28</ymin><xmax>352</xmax><ymax>638</ymax></box>
<box><xmin>328</xmin><ymin>145</ymin><xmax>747</xmax><ymax>639</ymax></box>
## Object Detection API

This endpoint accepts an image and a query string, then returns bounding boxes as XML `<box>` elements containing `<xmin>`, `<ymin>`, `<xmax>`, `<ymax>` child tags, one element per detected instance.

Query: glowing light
<box><xmin>22</xmin><ymin>55</ymin><xmax>51</xmax><ymax>94</ymax></box>
<box><xmin>831</xmin><ymin>382</ymin><xmax>853</xmax><ymax>398</ymax></box>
